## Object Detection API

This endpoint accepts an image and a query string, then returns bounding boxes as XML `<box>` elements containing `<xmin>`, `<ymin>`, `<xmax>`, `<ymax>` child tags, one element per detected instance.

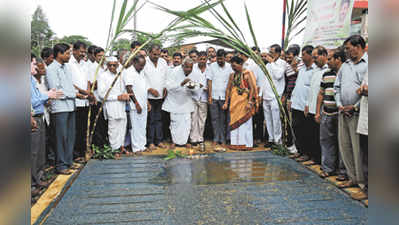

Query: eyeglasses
<box><xmin>108</xmin><ymin>64</ymin><xmax>118</xmax><ymax>67</ymax></box>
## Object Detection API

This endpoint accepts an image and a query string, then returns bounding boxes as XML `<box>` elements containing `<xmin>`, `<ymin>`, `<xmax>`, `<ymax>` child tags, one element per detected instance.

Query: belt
<box><xmin>33</xmin><ymin>114</ymin><xmax>43</xmax><ymax>118</ymax></box>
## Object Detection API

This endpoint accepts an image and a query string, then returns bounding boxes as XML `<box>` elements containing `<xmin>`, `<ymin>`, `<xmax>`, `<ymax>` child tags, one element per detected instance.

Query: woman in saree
<box><xmin>222</xmin><ymin>56</ymin><xmax>257</xmax><ymax>150</ymax></box>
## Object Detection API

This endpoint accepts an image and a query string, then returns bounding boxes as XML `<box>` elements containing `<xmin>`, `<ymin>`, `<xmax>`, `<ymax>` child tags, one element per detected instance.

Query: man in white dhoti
<box><xmin>98</xmin><ymin>57</ymin><xmax>129</xmax><ymax>151</ymax></box>
<box><xmin>123</xmin><ymin>55</ymin><xmax>153</xmax><ymax>154</ymax></box>
<box><xmin>162</xmin><ymin>58</ymin><xmax>198</xmax><ymax>149</ymax></box>
<box><xmin>188</xmin><ymin>51</ymin><xmax>209</xmax><ymax>146</ymax></box>
<box><xmin>262</xmin><ymin>44</ymin><xmax>287</xmax><ymax>146</ymax></box>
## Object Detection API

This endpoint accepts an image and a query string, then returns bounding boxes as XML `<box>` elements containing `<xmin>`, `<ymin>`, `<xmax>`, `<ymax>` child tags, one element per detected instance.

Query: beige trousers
<box><xmin>189</xmin><ymin>101</ymin><xmax>208</xmax><ymax>143</ymax></box>
<box><xmin>338</xmin><ymin>113</ymin><xmax>364</xmax><ymax>184</ymax></box>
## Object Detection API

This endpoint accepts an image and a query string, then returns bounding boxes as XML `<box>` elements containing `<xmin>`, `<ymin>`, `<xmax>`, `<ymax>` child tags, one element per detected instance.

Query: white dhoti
<box><xmin>130</xmin><ymin>109</ymin><xmax>148</xmax><ymax>152</ymax></box>
<box><xmin>170</xmin><ymin>113</ymin><xmax>191</xmax><ymax>145</ymax></box>
<box><xmin>263</xmin><ymin>99</ymin><xmax>282</xmax><ymax>144</ymax></box>
<box><xmin>108</xmin><ymin>118</ymin><xmax>127</xmax><ymax>150</ymax></box>
<box><xmin>231</xmin><ymin>118</ymin><xmax>253</xmax><ymax>147</ymax></box>
<box><xmin>189</xmin><ymin>101</ymin><xmax>208</xmax><ymax>143</ymax></box>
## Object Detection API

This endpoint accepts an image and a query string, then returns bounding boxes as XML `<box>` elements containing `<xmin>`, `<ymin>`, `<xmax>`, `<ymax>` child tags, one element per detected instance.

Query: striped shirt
<box><xmin>284</xmin><ymin>58</ymin><xmax>304</xmax><ymax>99</ymax></box>
<box><xmin>320</xmin><ymin>69</ymin><xmax>338</xmax><ymax>115</ymax></box>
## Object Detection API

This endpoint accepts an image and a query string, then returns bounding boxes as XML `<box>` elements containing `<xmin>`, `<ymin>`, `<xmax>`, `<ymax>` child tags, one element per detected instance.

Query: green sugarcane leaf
<box><xmin>244</xmin><ymin>3</ymin><xmax>258</xmax><ymax>47</ymax></box>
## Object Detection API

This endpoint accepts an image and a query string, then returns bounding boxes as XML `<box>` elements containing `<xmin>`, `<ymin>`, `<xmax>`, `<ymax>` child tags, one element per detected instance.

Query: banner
<box><xmin>303</xmin><ymin>0</ymin><xmax>354</xmax><ymax>48</ymax></box>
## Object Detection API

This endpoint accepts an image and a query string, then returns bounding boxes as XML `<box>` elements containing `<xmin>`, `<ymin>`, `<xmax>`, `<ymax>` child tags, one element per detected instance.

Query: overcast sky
<box><xmin>31</xmin><ymin>0</ymin><xmax>304</xmax><ymax>51</ymax></box>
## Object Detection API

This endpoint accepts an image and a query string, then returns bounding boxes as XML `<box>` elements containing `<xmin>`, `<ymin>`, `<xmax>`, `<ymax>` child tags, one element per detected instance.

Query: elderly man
<box><xmin>123</xmin><ymin>55</ymin><xmax>153</xmax><ymax>154</ymax></box>
<box><xmin>207</xmin><ymin>49</ymin><xmax>233</xmax><ymax>146</ymax></box>
<box><xmin>98</xmin><ymin>57</ymin><xmax>129</xmax><ymax>152</ymax></box>
<box><xmin>143</xmin><ymin>44</ymin><xmax>169</xmax><ymax>150</ymax></box>
<box><xmin>162</xmin><ymin>58</ymin><xmax>198</xmax><ymax>149</ymax></box>
<box><xmin>334</xmin><ymin>35</ymin><xmax>368</xmax><ymax>200</ymax></box>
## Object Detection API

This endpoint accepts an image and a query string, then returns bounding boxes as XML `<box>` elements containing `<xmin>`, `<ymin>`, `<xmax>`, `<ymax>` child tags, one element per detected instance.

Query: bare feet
<box><xmin>170</xmin><ymin>143</ymin><xmax>176</xmax><ymax>149</ymax></box>
<box><xmin>158</xmin><ymin>143</ymin><xmax>167</xmax><ymax>148</ymax></box>
<box><xmin>186</xmin><ymin>143</ymin><xmax>192</xmax><ymax>149</ymax></box>
<box><xmin>149</xmin><ymin>144</ymin><xmax>156</xmax><ymax>150</ymax></box>
<box><xmin>212</xmin><ymin>142</ymin><xmax>217</xmax><ymax>147</ymax></box>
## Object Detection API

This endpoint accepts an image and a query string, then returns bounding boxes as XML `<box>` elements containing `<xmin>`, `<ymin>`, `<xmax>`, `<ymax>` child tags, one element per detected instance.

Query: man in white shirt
<box><xmin>69</xmin><ymin>41</ymin><xmax>91</xmax><ymax>162</ymax></box>
<box><xmin>305</xmin><ymin>46</ymin><xmax>329</xmax><ymax>164</ymax></box>
<box><xmin>262</xmin><ymin>44</ymin><xmax>286</xmax><ymax>146</ymax></box>
<box><xmin>162</xmin><ymin>58</ymin><xmax>197</xmax><ymax>148</ymax></box>
<box><xmin>206</xmin><ymin>47</ymin><xmax>217</xmax><ymax>65</ymax></box>
<box><xmin>143</xmin><ymin>44</ymin><xmax>169</xmax><ymax>150</ymax></box>
<box><xmin>207</xmin><ymin>49</ymin><xmax>233</xmax><ymax>146</ymax></box>
<box><xmin>98</xmin><ymin>57</ymin><xmax>129</xmax><ymax>151</ymax></box>
<box><xmin>123</xmin><ymin>55</ymin><xmax>152</xmax><ymax>153</ymax></box>
<box><xmin>88</xmin><ymin>47</ymin><xmax>109</xmax><ymax>148</ymax></box>
<box><xmin>288</xmin><ymin>45</ymin><xmax>316</xmax><ymax>162</ymax></box>
<box><xmin>189</xmin><ymin>51</ymin><xmax>209</xmax><ymax>146</ymax></box>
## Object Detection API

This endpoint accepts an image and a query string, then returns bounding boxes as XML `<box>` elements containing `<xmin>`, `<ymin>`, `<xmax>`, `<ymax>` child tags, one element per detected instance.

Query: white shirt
<box><xmin>87</xmin><ymin>60</ymin><xmax>106</xmax><ymax>102</ymax></box>
<box><xmin>291</xmin><ymin>63</ymin><xmax>316</xmax><ymax>111</ymax></box>
<box><xmin>143</xmin><ymin>57</ymin><xmax>168</xmax><ymax>99</ymax></box>
<box><xmin>190</xmin><ymin>64</ymin><xmax>209</xmax><ymax>102</ymax></box>
<box><xmin>97</xmin><ymin>70</ymin><xmax>126</xmax><ymax>120</ymax></box>
<box><xmin>206</xmin><ymin>62</ymin><xmax>233</xmax><ymax>100</ymax></box>
<box><xmin>307</xmin><ymin>64</ymin><xmax>329</xmax><ymax>114</ymax></box>
<box><xmin>123</xmin><ymin>66</ymin><xmax>148</xmax><ymax>110</ymax></box>
<box><xmin>263</xmin><ymin>58</ymin><xmax>286</xmax><ymax>100</ymax></box>
<box><xmin>243</xmin><ymin>58</ymin><xmax>265</xmax><ymax>97</ymax></box>
<box><xmin>69</xmin><ymin>55</ymin><xmax>89</xmax><ymax>107</ymax></box>
<box><xmin>162</xmin><ymin>66</ymin><xmax>195</xmax><ymax>113</ymax></box>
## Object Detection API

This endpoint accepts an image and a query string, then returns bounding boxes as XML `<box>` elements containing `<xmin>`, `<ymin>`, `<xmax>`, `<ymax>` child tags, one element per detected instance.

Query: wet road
<box><xmin>43</xmin><ymin>151</ymin><xmax>367</xmax><ymax>224</ymax></box>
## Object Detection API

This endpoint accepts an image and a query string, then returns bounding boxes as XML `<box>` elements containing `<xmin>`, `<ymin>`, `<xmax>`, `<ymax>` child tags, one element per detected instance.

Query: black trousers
<box><xmin>91</xmin><ymin>103</ymin><xmax>109</xmax><ymax>148</ymax></box>
<box><xmin>360</xmin><ymin>134</ymin><xmax>368</xmax><ymax>192</ymax></box>
<box><xmin>162</xmin><ymin>110</ymin><xmax>171</xmax><ymax>141</ymax></box>
<box><xmin>31</xmin><ymin>115</ymin><xmax>45</xmax><ymax>187</ymax></box>
<box><xmin>147</xmin><ymin>99</ymin><xmax>164</xmax><ymax>145</ymax></box>
<box><xmin>252</xmin><ymin>104</ymin><xmax>264</xmax><ymax>141</ymax></box>
<box><xmin>292</xmin><ymin>109</ymin><xmax>308</xmax><ymax>155</ymax></box>
<box><xmin>307</xmin><ymin>113</ymin><xmax>321</xmax><ymax>164</ymax></box>
<box><xmin>74</xmin><ymin>106</ymin><xmax>89</xmax><ymax>158</ymax></box>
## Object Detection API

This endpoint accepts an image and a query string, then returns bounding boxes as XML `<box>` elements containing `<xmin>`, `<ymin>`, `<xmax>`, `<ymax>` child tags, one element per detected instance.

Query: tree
<box><xmin>57</xmin><ymin>35</ymin><xmax>93</xmax><ymax>47</ymax></box>
<box><xmin>31</xmin><ymin>6</ymin><xmax>55</xmax><ymax>54</ymax></box>
<box><xmin>134</xmin><ymin>32</ymin><xmax>163</xmax><ymax>50</ymax></box>
<box><xmin>112</xmin><ymin>38</ymin><xmax>131</xmax><ymax>51</ymax></box>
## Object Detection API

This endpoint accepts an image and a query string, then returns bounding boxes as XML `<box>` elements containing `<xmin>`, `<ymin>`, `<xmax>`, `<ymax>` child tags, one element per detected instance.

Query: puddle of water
<box><xmin>154</xmin><ymin>155</ymin><xmax>304</xmax><ymax>185</ymax></box>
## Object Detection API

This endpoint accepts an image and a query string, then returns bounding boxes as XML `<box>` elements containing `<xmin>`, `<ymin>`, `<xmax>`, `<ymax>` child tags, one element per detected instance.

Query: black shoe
<box><xmin>192</xmin><ymin>142</ymin><xmax>198</xmax><ymax>147</ymax></box>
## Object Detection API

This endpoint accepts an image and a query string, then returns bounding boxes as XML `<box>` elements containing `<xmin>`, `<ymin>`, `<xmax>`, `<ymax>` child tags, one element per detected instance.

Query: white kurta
<box><xmin>69</xmin><ymin>55</ymin><xmax>89</xmax><ymax>107</ymax></box>
<box><xmin>231</xmin><ymin>118</ymin><xmax>253</xmax><ymax>147</ymax></box>
<box><xmin>143</xmin><ymin>57</ymin><xmax>168</xmax><ymax>100</ymax></box>
<box><xmin>87</xmin><ymin>61</ymin><xmax>105</xmax><ymax>102</ymax></box>
<box><xmin>123</xmin><ymin>67</ymin><xmax>149</xmax><ymax>152</ymax></box>
<box><xmin>357</xmin><ymin>72</ymin><xmax>368</xmax><ymax>136</ymax></box>
<box><xmin>162</xmin><ymin>67</ymin><xmax>196</xmax><ymax>145</ymax></box>
<box><xmin>98</xmin><ymin>70</ymin><xmax>127</xmax><ymax>150</ymax></box>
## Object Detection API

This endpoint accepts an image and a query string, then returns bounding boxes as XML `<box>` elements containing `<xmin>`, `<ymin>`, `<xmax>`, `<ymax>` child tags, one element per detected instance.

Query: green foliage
<box><xmin>136</xmin><ymin>33</ymin><xmax>163</xmax><ymax>50</ymax></box>
<box><xmin>271</xmin><ymin>144</ymin><xmax>290</xmax><ymax>157</ymax></box>
<box><xmin>57</xmin><ymin>35</ymin><xmax>93</xmax><ymax>46</ymax></box>
<box><xmin>112</xmin><ymin>38</ymin><xmax>131</xmax><ymax>51</ymax></box>
<box><xmin>284</xmin><ymin>0</ymin><xmax>308</xmax><ymax>49</ymax></box>
<box><xmin>92</xmin><ymin>145</ymin><xmax>120</xmax><ymax>160</ymax></box>
<box><xmin>31</xmin><ymin>6</ymin><xmax>55</xmax><ymax>53</ymax></box>
<box><xmin>163</xmin><ymin>149</ymin><xmax>187</xmax><ymax>161</ymax></box>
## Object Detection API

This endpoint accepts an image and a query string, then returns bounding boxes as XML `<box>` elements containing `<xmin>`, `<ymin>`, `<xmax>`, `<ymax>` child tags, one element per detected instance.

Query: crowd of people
<box><xmin>30</xmin><ymin>35</ymin><xmax>368</xmax><ymax>201</ymax></box>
